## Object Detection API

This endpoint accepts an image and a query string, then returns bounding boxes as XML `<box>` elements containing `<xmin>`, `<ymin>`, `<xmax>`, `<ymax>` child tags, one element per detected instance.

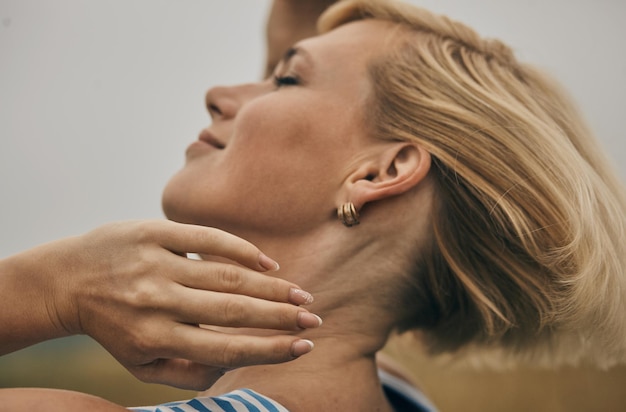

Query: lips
<box><xmin>199</xmin><ymin>129</ymin><xmax>225</xmax><ymax>149</ymax></box>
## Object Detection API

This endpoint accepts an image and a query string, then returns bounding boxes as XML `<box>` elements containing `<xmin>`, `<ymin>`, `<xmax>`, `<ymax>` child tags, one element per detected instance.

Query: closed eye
<box><xmin>273</xmin><ymin>75</ymin><xmax>299</xmax><ymax>88</ymax></box>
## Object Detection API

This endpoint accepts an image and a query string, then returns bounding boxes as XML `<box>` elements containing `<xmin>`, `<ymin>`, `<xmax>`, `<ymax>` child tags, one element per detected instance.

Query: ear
<box><xmin>346</xmin><ymin>143</ymin><xmax>431</xmax><ymax>209</ymax></box>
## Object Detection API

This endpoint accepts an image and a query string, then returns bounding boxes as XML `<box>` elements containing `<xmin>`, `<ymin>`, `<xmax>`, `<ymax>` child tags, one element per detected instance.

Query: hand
<box><xmin>265</xmin><ymin>0</ymin><xmax>338</xmax><ymax>77</ymax></box>
<box><xmin>4</xmin><ymin>220</ymin><xmax>320</xmax><ymax>390</ymax></box>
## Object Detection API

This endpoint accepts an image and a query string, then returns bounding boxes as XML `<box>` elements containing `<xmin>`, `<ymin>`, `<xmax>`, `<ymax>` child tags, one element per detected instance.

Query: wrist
<box><xmin>43</xmin><ymin>236</ymin><xmax>85</xmax><ymax>336</ymax></box>
<box><xmin>16</xmin><ymin>238</ymin><xmax>82</xmax><ymax>335</ymax></box>
<box><xmin>0</xmin><ymin>247</ymin><xmax>73</xmax><ymax>354</ymax></box>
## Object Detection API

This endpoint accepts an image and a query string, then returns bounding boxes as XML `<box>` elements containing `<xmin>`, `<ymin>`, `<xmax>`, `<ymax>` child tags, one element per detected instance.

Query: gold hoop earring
<box><xmin>338</xmin><ymin>202</ymin><xmax>360</xmax><ymax>227</ymax></box>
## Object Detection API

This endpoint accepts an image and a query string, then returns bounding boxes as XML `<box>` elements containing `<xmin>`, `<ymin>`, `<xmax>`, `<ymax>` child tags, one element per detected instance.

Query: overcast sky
<box><xmin>1</xmin><ymin>0</ymin><xmax>624</xmax><ymax>257</ymax></box>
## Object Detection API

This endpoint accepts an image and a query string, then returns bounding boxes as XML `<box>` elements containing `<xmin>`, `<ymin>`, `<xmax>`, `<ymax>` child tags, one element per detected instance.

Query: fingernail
<box><xmin>289</xmin><ymin>288</ymin><xmax>314</xmax><ymax>305</ymax></box>
<box><xmin>291</xmin><ymin>339</ymin><xmax>314</xmax><ymax>357</ymax></box>
<box><xmin>258</xmin><ymin>252</ymin><xmax>280</xmax><ymax>271</ymax></box>
<box><xmin>297</xmin><ymin>312</ymin><xmax>323</xmax><ymax>329</ymax></box>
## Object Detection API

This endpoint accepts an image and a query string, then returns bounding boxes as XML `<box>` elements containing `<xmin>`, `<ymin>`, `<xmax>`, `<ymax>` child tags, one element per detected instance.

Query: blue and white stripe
<box><xmin>129</xmin><ymin>388</ymin><xmax>290</xmax><ymax>412</ymax></box>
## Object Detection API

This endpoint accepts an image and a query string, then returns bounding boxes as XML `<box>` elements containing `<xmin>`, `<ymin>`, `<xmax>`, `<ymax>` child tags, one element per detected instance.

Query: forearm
<box><xmin>265</xmin><ymin>0</ymin><xmax>337</xmax><ymax>77</ymax></box>
<box><xmin>0</xmin><ymin>221</ymin><xmax>320</xmax><ymax>389</ymax></box>
<box><xmin>0</xmin><ymin>240</ymin><xmax>75</xmax><ymax>355</ymax></box>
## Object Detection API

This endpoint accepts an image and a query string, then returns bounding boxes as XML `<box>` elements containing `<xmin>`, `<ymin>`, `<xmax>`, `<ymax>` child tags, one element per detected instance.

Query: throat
<box><xmin>201</xmin><ymin>344</ymin><xmax>394</xmax><ymax>412</ymax></box>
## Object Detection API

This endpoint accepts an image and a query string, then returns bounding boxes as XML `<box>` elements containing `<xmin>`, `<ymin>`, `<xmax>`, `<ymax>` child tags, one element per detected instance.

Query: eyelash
<box><xmin>273</xmin><ymin>75</ymin><xmax>299</xmax><ymax>88</ymax></box>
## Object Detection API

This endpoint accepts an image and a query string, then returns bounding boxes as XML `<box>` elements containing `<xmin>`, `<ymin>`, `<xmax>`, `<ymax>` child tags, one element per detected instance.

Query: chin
<box><xmin>161</xmin><ymin>172</ymin><xmax>197</xmax><ymax>225</ymax></box>
<box><xmin>161</xmin><ymin>174</ymin><xmax>227</xmax><ymax>229</ymax></box>
<box><xmin>161</xmin><ymin>196</ymin><xmax>213</xmax><ymax>227</ymax></box>
<box><xmin>161</xmin><ymin>195</ymin><xmax>190</xmax><ymax>225</ymax></box>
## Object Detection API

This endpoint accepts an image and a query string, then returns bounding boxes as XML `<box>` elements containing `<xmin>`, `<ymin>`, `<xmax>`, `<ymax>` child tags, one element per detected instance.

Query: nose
<box><xmin>204</xmin><ymin>82</ymin><xmax>269</xmax><ymax>121</ymax></box>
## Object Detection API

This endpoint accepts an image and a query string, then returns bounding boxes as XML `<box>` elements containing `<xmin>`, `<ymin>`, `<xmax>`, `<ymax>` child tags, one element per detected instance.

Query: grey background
<box><xmin>1</xmin><ymin>0</ymin><xmax>625</xmax><ymax>258</ymax></box>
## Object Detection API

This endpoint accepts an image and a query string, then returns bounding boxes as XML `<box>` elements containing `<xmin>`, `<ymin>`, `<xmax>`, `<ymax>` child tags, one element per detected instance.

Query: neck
<box><xmin>200</xmin><ymin>223</ymin><xmax>406</xmax><ymax>410</ymax></box>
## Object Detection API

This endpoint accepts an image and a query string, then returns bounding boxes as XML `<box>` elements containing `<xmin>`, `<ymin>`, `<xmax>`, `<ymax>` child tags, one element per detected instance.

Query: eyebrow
<box><xmin>282</xmin><ymin>47</ymin><xmax>298</xmax><ymax>64</ymax></box>
<box><xmin>279</xmin><ymin>46</ymin><xmax>314</xmax><ymax>69</ymax></box>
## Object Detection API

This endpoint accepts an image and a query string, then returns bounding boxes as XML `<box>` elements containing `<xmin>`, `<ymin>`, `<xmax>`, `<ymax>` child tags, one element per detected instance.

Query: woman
<box><xmin>145</xmin><ymin>0</ymin><xmax>626</xmax><ymax>408</ymax></box>
<box><xmin>2</xmin><ymin>0</ymin><xmax>626</xmax><ymax>410</ymax></box>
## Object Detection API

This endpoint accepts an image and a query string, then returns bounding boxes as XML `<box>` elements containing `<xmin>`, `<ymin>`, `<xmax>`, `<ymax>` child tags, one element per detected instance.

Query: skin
<box><xmin>0</xmin><ymin>12</ymin><xmax>434</xmax><ymax>412</ymax></box>
<box><xmin>0</xmin><ymin>389</ymin><xmax>129</xmax><ymax>412</ymax></box>
<box><xmin>165</xmin><ymin>20</ymin><xmax>434</xmax><ymax>411</ymax></box>
<box><xmin>264</xmin><ymin>0</ymin><xmax>338</xmax><ymax>77</ymax></box>
<box><xmin>0</xmin><ymin>1</ymin><xmax>341</xmax><ymax>409</ymax></box>
<box><xmin>0</xmin><ymin>221</ymin><xmax>321</xmax><ymax>394</ymax></box>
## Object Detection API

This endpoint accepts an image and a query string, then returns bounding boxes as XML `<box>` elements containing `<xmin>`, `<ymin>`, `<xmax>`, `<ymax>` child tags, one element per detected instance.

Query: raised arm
<box><xmin>264</xmin><ymin>0</ymin><xmax>337</xmax><ymax>78</ymax></box>
<box><xmin>0</xmin><ymin>220</ymin><xmax>320</xmax><ymax>390</ymax></box>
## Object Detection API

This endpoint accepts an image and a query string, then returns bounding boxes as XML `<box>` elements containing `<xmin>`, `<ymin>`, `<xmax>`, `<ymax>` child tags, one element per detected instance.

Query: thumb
<box><xmin>128</xmin><ymin>358</ymin><xmax>228</xmax><ymax>391</ymax></box>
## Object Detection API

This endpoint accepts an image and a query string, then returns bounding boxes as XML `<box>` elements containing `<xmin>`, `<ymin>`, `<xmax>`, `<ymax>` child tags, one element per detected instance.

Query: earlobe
<box><xmin>350</xmin><ymin>143</ymin><xmax>431</xmax><ymax>208</ymax></box>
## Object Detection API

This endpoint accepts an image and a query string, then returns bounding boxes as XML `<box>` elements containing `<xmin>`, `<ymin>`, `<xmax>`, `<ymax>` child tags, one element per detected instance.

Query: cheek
<box><xmin>235</xmin><ymin>98</ymin><xmax>313</xmax><ymax>148</ymax></box>
<box><xmin>229</xmin><ymin>102</ymin><xmax>319</xmax><ymax>178</ymax></box>
<box><xmin>233</xmin><ymin>96</ymin><xmax>351</xmax><ymax>165</ymax></box>
<box><xmin>223</xmin><ymin>103</ymin><xmax>340</xmax><ymax>213</ymax></box>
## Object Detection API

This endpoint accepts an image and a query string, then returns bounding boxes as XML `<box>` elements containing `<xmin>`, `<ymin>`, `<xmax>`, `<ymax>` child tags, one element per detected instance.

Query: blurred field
<box><xmin>385</xmin><ymin>340</ymin><xmax>626</xmax><ymax>412</ymax></box>
<box><xmin>0</xmin><ymin>336</ymin><xmax>195</xmax><ymax>407</ymax></box>
<box><xmin>1</xmin><ymin>336</ymin><xmax>626</xmax><ymax>411</ymax></box>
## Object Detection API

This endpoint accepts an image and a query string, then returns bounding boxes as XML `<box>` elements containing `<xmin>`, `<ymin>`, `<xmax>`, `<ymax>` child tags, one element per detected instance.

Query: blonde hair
<box><xmin>320</xmin><ymin>0</ymin><xmax>626</xmax><ymax>368</ymax></box>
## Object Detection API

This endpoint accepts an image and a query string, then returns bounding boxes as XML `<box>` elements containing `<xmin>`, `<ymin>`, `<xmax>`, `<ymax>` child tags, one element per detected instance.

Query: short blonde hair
<box><xmin>320</xmin><ymin>0</ymin><xmax>626</xmax><ymax>368</ymax></box>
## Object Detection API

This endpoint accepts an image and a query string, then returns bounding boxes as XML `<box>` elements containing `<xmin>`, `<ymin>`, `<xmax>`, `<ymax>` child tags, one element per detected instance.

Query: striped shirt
<box><xmin>129</xmin><ymin>388</ymin><xmax>289</xmax><ymax>412</ymax></box>
<box><xmin>129</xmin><ymin>371</ymin><xmax>437</xmax><ymax>412</ymax></box>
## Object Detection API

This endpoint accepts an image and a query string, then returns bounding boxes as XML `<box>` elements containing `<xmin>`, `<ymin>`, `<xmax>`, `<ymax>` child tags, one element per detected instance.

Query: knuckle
<box><xmin>277</xmin><ymin>307</ymin><xmax>298</xmax><ymax>329</ymax></box>
<box><xmin>198</xmin><ymin>226</ymin><xmax>221</xmax><ymax>245</ymax></box>
<box><xmin>204</xmin><ymin>227</ymin><xmax>259</xmax><ymax>255</ymax></box>
<box><xmin>220</xmin><ymin>298</ymin><xmax>247</xmax><ymax>327</ymax></box>
<box><xmin>220</xmin><ymin>341</ymin><xmax>248</xmax><ymax>367</ymax></box>
<box><xmin>130</xmin><ymin>361</ymin><xmax>162</xmax><ymax>384</ymax></box>
<box><xmin>239</xmin><ymin>241</ymin><xmax>259</xmax><ymax>259</ymax></box>
<box><xmin>125</xmin><ymin>279</ymin><xmax>170</xmax><ymax>312</ymax></box>
<box><xmin>133</xmin><ymin>220</ymin><xmax>157</xmax><ymax>243</ymax></box>
<box><xmin>270</xmin><ymin>339</ymin><xmax>294</xmax><ymax>362</ymax></box>
<box><xmin>128</xmin><ymin>333</ymin><xmax>159</xmax><ymax>361</ymax></box>
<box><xmin>128</xmin><ymin>282</ymin><xmax>157</xmax><ymax>308</ymax></box>
<box><xmin>133</xmin><ymin>249</ymin><xmax>158</xmax><ymax>273</ymax></box>
<box><xmin>268</xmin><ymin>279</ymin><xmax>290</xmax><ymax>302</ymax></box>
<box><xmin>216</xmin><ymin>266</ymin><xmax>244</xmax><ymax>291</ymax></box>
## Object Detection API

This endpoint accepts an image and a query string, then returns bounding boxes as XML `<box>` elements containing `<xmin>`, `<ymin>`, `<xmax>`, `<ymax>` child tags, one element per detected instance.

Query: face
<box><xmin>162</xmin><ymin>20</ymin><xmax>397</xmax><ymax>237</ymax></box>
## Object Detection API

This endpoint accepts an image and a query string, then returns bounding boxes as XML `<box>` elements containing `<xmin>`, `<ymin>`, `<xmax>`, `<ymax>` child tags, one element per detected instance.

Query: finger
<box><xmin>129</xmin><ymin>358</ymin><xmax>226</xmax><ymax>391</ymax></box>
<box><xmin>156</xmin><ymin>221</ymin><xmax>279</xmax><ymax>272</ymax></box>
<box><xmin>172</xmin><ymin>259</ymin><xmax>314</xmax><ymax>306</ymax></box>
<box><xmin>161</xmin><ymin>325</ymin><xmax>315</xmax><ymax>368</ymax></box>
<box><xmin>167</xmin><ymin>286</ymin><xmax>322</xmax><ymax>330</ymax></box>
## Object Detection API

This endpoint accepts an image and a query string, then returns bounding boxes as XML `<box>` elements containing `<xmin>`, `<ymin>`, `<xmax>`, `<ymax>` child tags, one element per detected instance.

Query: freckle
<box><xmin>2</xmin><ymin>17</ymin><xmax>11</xmax><ymax>28</ymax></box>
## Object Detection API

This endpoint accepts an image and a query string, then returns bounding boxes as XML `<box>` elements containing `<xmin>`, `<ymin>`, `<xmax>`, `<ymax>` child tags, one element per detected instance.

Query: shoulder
<box><xmin>379</xmin><ymin>369</ymin><xmax>439</xmax><ymax>412</ymax></box>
